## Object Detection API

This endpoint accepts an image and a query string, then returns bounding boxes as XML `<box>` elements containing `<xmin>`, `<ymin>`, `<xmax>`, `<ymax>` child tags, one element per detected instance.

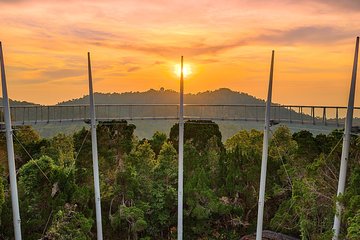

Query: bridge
<box><xmin>1</xmin><ymin>37</ymin><xmax>359</xmax><ymax>240</ymax></box>
<box><xmin>1</xmin><ymin>104</ymin><xmax>359</xmax><ymax>127</ymax></box>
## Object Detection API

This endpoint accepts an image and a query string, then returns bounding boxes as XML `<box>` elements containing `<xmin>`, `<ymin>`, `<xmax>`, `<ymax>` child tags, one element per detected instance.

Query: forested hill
<box><xmin>0</xmin><ymin>98</ymin><xmax>37</xmax><ymax>106</ymax></box>
<box><xmin>58</xmin><ymin>88</ymin><xmax>267</xmax><ymax>105</ymax></box>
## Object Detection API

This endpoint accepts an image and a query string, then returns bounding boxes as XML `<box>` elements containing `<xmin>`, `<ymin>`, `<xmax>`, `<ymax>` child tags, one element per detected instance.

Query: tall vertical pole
<box><xmin>88</xmin><ymin>52</ymin><xmax>103</xmax><ymax>240</ymax></box>
<box><xmin>256</xmin><ymin>50</ymin><xmax>275</xmax><ymax>240</ymax></box>
<box><xmin>177</xmin><ymin>56</ymin><xmax>184</xmax><ymax>240</ymax></box>
<box><xmin>0</xmin><ymin>42</ymin><xmax>22</xmax><ymax>240</ymax></box>
<box><xmin>332</xmin><ymin>36</ymin><xmax>359</xmax><ymax>240</ymax></box>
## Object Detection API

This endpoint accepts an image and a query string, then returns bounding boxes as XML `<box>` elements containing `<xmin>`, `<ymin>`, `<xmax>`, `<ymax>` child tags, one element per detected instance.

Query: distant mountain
<box><xmin>57</xmin><ymin>88</ymin><xmax>307</xmax><ymax>125</ymax></box>
<box><xmin>0</xmin><ymin>98</ymin><xmax>38</xmax><ymax>106</ymax></box>
<box><xmin>58</xmin><ymin>88</ymin><xmax>267</xmax><ymax>105</ymax></box>
<box><xmin>0</xmin><ymin>88</ymin><xmax>338</xmax><ymax>140</ymax></box>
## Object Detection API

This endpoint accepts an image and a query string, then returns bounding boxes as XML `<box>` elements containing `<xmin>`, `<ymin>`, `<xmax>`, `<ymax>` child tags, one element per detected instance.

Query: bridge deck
<box><xmin>0</xmin><ymin>104</ymin><xmax>358</xmax><ymax>127</ymax></box>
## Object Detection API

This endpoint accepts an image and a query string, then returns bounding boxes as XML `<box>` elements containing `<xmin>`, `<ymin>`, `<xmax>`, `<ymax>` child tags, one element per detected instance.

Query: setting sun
<box><xmin>175</xmin><ymin>64</ymin><xmax>192</xmax><ymax>78</ymax></box>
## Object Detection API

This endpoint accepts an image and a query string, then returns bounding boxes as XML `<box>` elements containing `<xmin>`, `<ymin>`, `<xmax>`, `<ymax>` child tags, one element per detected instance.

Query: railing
<box><xmin>0</xmin><ymin>104</ymin><xmax>359</xmax><ymax>127</ymax></box>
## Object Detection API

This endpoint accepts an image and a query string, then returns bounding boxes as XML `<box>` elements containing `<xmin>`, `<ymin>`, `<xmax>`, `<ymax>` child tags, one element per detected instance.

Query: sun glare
<box><xmin>175</xmin><ymin>64</ymin><xmax>192</xmax><ymax>78</ymax></box>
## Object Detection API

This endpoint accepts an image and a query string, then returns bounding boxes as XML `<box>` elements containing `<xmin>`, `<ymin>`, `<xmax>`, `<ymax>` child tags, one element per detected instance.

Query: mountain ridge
<box><xmin>57</xmin><ymin>88</ymin><xmax>267</xmax><ymax>106</ymax></box>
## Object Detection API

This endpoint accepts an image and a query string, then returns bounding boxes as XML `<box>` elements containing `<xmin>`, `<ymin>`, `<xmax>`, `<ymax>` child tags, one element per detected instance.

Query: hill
<box><xmin>58</xmin><ymin>88</ymin><xmax>266</xmax><ymax>105</ymax></box>
<box><xmin>0</xmin><ymin>88</ymin><xmax>337</xmax><ymax>139</ymax></box>
<box><xmin>0</xmin><ymin>98</ymin><xmax>38</xmax><ymax>106</ymax></box>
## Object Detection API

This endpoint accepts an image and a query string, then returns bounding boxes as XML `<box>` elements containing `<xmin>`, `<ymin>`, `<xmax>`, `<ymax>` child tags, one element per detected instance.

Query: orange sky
<box><xmin>0</xmin><ymin>0</ymin><xmax>359</xmax><ymax>105</ymax></box>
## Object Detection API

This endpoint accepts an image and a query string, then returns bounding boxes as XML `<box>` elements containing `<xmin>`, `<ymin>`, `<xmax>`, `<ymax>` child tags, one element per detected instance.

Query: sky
<box><xmin>0</xmin><ymin>0</ymin><xmax>359</xmax><ymax>105</ymax></box>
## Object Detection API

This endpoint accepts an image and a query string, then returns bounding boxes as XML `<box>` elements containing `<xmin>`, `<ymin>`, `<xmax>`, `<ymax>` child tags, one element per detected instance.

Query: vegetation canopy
<box><xmin>0</xmin><ymin>120</ymin><xmax>359</xmax><ymax>239</ymax></box>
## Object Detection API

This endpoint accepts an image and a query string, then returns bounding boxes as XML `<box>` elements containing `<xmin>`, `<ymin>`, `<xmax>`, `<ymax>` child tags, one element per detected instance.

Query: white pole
<box><xmin>332</xmin><ymin>36</ymin><xmax>359</xmax><ymax>240</ymax></box>
<box><xmin>256</xmin><ymin>50</ymin><xmax>275</xmax><ymax>240</ymax></box>
<box><xmin>177</xmin><ymin>56</ymin><xmax>184</xmax><ymax>240</ymax></box>
<box><xmin>87</xmin><ymin>52</ymin><xmax>103</xmax><ymax>240</ymax></box>
<box><xmin>0</xmin><ymin>42</ymin><xmax>22</xmax><ymax>240</ymax></box>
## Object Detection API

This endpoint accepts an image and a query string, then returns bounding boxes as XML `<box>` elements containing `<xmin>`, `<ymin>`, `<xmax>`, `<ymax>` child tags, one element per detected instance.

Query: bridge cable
<box><xmin>269</xmin><ymin>128</ymin><xmax>293</xmax><ymax>189</ymax></box>
<box><xmin>74</xmin><ymin>130</ymin><xmax>90</xmax><ymax>162</ymax></box>
<box><xmin>265</xmin><ymin>128</ymin><xmax>294</xmax><ymax>233</ymax></box>
<box><xmin>12</xmin><ymin>132</ymin><xmax>50</xmax><ymax>182</ymax></box>
<box><xmin>269</xmin><ymin>128</ymin><xmax>344</xmax><ymax>233</ymax></box>
<box><xmin>42</xmin><ymin>209</ymin><xmax>53</xmax><ymax>237</ymax></box>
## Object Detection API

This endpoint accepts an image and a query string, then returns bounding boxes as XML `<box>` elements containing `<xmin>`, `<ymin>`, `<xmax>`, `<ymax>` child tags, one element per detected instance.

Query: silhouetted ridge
<box><xmin>57</xmin><ymin>88</ymin><xmax>266</xmax><ymax>105</ymax></box>
<box><xmin>0</xmin><ymin>98</ymin><xmax>37</xmax><ymax>106</ymax></box>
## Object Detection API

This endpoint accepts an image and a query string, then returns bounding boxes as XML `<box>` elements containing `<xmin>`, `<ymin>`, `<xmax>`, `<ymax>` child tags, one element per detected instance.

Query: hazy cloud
<box><xmin>196</xmin><ymin>58</ymin><xmax>220</xmax><ymax>64</ymax></box>
<box><xmin>311</xmin><ymin>0</ymin><xmax>360</xmax><ymax>10</ymax></box>
<box><xmin>87</xmin><ymin>25</ymin><xmax>354</xmax><ymax>57</ymax></box>
<box><xmin>40</xmin><ymin>68</ymin><xmax>84</xmax><ymax>79</ymax></box>
<box><xmin>127</xmin><ymin>66</ymin><xmax>141</xmax><ymax>72</ymax></box>
<box><xmin>0</xmin><ymin>0</ymin><xmax>25</xmax><ymax>2</ymax></box>
<box><xmin>67</xmin><ymin>27</ymin><xmax>118</xmax><ymax>41</ymax></box>
<box><xmin>256</xmin><ymin>26</ymin><xmax>354</xmax><ymax>45</ymax></box>
<box><xmin>8</xmin><ymin>65</ymin><xmax>40</xmax><ymax>72</ymax></box>
<box><xmin>88</xmin><ymin>39</ymin><xmax>248</xmax><ymax>57</ymax></box>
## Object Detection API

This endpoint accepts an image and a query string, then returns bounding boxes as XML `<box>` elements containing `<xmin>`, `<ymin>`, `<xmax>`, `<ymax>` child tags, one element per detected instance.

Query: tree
<box><xmin>149</xmin><ymin>131</ymin><xmax>167</xmax><ymax>156</ymax></box>
<box><xmin>169</xmin><ymin>120</ymin><xmax>223</xmax><ymax>152</ymax></box>
<box><xmin>292</xmin><ymin>130</ymin><xmax>319</xmax><ymax>160</ymax></box>
<box><xmin>13</xmin><ymin>126</ymin><xmax>47</xmax><ymax>169</ymax></box>
<box><xmin>0</xmin><ymin>176</ymin><xmax>4</xmax><ymax>218</ymax></box>
<box><xmin>148</xmin><ymin>142</ymin><xmax>177</xmax><ymax>238</ymax></box>
<box><xmin>111</xmin><ymin>205</ymin><xmax>148</xmax><ymax>240</ymax></box>
<box><xmin>347</xmin><ymin>210</ymin><xmax>360</xmax><ymax>239</ymax></box>
<box><xmin>111</xmin><ymin>141</ymin><xmax>156</xmax><ymax>239</ymax></box>
<box><xmin>18</xmin><ymin>156</ymin><xmax>81</xmax><ymax>239</ymax></box>
<box><xmin>44</xmin><ymin>203</ymin><xmax>93</xmax><ymax>240</ymax></box>
<box><xmin>270</xmin><ymin>129</ymin><xmax>346</xmax><ymax>239</ymax></box>
<box><xmin>41</xmin><ymin>133</ymin><xmax>75</xmax><ymax>167</ymax></box>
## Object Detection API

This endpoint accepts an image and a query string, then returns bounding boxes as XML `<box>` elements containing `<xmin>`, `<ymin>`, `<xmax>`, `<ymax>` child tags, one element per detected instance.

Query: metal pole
<box><xmin>177</xmin><ymin>56</ymin><xmax>184</xmax><ymax>240</ymax></box>
<box><xmin>256</xmin><ymin>50</ymin><xmax>275</xmax><ymax>240</ymax></box>
<box><xmin>87</xmin><ymin>52</ymin><xmax>103</xmax><ymax>240</ymax></box>
<box><xmin>332</xmin><ymin>36</ymin><xmax>359</xmax><ymax>240</ymax></box>
<box><xmin>0</xmin><ymin>42</ymin><xmax>22</xmax><ymax>240</ymax></box>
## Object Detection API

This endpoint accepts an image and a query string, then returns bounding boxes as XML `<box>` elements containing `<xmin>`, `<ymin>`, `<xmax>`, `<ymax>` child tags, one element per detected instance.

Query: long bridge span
<box><xmin>1</xmin><ymin>104</ymin><xmax>359</xmax><ymax>127</ymax></box>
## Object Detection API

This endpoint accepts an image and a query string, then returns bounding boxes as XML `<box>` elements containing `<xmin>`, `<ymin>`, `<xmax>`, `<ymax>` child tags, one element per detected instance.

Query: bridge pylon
<box><xmin>0</xmin><ymin>42</ymin><xmax>22</xmax><ymax>240</ymax></box>
<box><xmin>88</xmin><ymin>52</ymin><xmax>104</xmax><ymax>240</ymax></box>
<box><xmin>256</xmin><ymin>50</ymin><xmax>275</xmax><ymax>240</ymax></box>
<box><xmin>332</xmin><ymin>37</ymin><xmax>359</xmax><ymax>240</ymax></box>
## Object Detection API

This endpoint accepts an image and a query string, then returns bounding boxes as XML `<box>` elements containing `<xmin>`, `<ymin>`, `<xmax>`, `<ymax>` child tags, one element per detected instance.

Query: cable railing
<box><xmin>0</xmin><ymin>104</ymin><xmax>359</xmax><ymax>127</ymax></box>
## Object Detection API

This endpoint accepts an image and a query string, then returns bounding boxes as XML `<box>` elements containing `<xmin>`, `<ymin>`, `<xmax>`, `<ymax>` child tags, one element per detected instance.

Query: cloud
<box><xmin>127</xmin><ymin>66</ymin><xmax>141</xmax><ymax>72</ymax></box>
<box><xmin>40</xmin><ymin>68</ymin><xmax>84</xmax><ymax>79</ymax></box>
<box><xmin>85</xmin><ymin>25</ymin><xmax>355</xmax><ymax>58</ymax></box>
<box><xmin>0</xmin><ymin>0</ymin><xmax>25</xmax><ymax>2</ymax></box>
<box><xmin>88</xmin><ymin>38</ymin><xmax>248</xmax><ymax>58</ymax></box>
<box><xmin>255</xmin><ymin>26</ymin><xmax>354</xmax><ymax>45</ymax></box>
<box><xmin>310</xmin><ymin>0</ymin><xmax>360</xmax><ymax>10</ymax></box>
<box><xmin>8</xmin><ymin>65</ymin><xmax>39</xmax><ymax>72</ymax></box>
<box><xmin>67</xmin><ymin>27</ymin><xmax>117</xmax><ymax>41</ymax></box>
<box><xmin>196</xmin><ymin>58</ymin><xmax>220</xmax><ymax>64</ymax></box>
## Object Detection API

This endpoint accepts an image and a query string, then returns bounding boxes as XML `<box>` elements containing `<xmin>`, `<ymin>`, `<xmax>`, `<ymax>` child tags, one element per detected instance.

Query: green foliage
<box><xmin>0</xmin><ymin>176</ymin><xmax>4</xmax><ymax>217</ymax></box>
<box><xmin>221</xmin><ymin>129</ymin><xmax>264</xmax><ymax>235</ymax></box>
<box><xmin>150</xmin><ymin>131</ymin><xmax>167</xmax><ymax>156</ymax></box>
<box><xmin>344</xmin><ymin>164</ymin><xmax>360</xmax><ymax>239</ymax></box>
<box><xmin>18</xmin><ymin>156</ymin><xmax>80</xmax><ymax>239</ymax></box>
<box><xmin>170</xmin><ymin>120</ymin><xmax>223</xmax><ymax>152</ymax></box>
<box><xmin>97</xmin><ymin>120</ymin><xmax>136</xmax><ymax>157</ymax></box>
<box><xmin>117</xmin><ymin>140</ymin><xmax>156</xmax><ymax>199</ymax></box>
<box><xmin>270</xmin><ymin>129</ymin><xmax>348</xmax><ymax>239</ymax></box>
<box><xmin>45</xmin><ymin>204</ymin><xmax>93</xmax><ymax>240</ymax></box>
<box><xmin>112</xmin><ymin>205</ymin><xmax>147</xmax><ymax>235</ymax></box>
<box><xmin>146</xmin><ymin>142</ymin><xmax>177</xmax><ymax>238</ymax></box>
<box><xmin>41</xmin><ymin>133</ymin><xmax>75</xmax><ymax>167</ymax></box>
<box><xmin>1</xmin><ymin>122</ymin><xmax>360</xmax><ymax>240</ymax></box>
<box><xmin>13</xmin><ymin>126</ymin><xmax>48</xmax><ymax>168</ymax></box>
<box><xmin>347</xmin><ymin>210</ymin><xmax>360</xmax><ymax>239</ymax></box>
